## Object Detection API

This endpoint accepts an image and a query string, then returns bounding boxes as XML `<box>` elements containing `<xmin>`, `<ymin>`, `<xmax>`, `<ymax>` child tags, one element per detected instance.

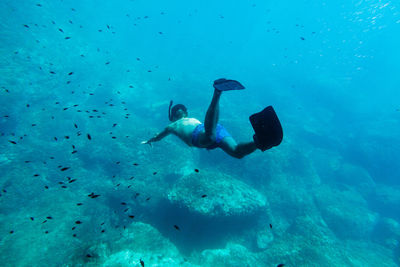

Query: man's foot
<box><xmin>213</xmin><ymin>78</ymin><xmax>245</xmax><ymax>91</ymax></box>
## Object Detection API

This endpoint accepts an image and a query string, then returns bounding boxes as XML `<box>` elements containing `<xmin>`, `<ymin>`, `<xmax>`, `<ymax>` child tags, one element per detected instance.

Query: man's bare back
<box><xmin>168</xmin><ymin>117</ymin><xmax>201</xmax><ymax>146</ymax></box>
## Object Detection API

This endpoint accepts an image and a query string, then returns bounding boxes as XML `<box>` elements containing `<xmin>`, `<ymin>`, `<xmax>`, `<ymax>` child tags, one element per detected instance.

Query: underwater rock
<box><xmin>101</xmin><ymin>222</ymin><xmax>198</xmax><ymax>266</ymax></box>
<box><xmin>314</xmin><ymin>186</ymin><xmax>378</xmax><ymax>239</ymax></box>
<box><xmin>256</xmin><ymin>227</ymin><xmax>274</xmax><ymax>249</ymax></box>
<box><xmin>333</xmin><ymin>163</ymin><xmax>375</xmax><ymax>190</ymax></box>
<box><xmin>167</xmin><ymin>171</ymin><xmax>266</xmax><ymax>217</ymax></box>
<box><xmin>372</xmin><ymin>217</ymin><xmax>400</xmax><ymax>249</ymax></box>
<box><xmin>370</xmin><ymin>184</ymin><xmax>400</xmax><ymax>220</ymax></box>
<box><xmin>198</xmin><ymin>242</ymin><xmax>258</xmax><ymax>266</ymax></box>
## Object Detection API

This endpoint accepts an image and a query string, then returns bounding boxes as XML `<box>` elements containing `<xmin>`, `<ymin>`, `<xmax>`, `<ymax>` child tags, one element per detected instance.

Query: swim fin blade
<box><xmin>213</xmin><ymin>78</ymin><xmax>245</xmax><ymax>91</ymax></box>
<box><xmin>249</xmin><ymin>106</ymin><xmax>283</xmax><ymax>151</ymax></box>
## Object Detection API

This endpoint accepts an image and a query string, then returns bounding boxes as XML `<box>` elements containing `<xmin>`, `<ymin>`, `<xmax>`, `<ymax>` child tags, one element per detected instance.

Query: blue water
<box><xmin>1</xmin><ymin>0</ymin><xmax>400</xmax><ymax>266</ymax></box>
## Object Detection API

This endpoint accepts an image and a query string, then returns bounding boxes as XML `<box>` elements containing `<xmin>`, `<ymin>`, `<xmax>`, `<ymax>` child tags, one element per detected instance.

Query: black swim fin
<box><xmin>213</xmin><ymin>78</ymin><xmax>245</xmax><ymax>91</ymax></box>
<box><xmin>249</xmin><ymin>106</ymin><xmax>283</xmax><ymax>151</ymax></box>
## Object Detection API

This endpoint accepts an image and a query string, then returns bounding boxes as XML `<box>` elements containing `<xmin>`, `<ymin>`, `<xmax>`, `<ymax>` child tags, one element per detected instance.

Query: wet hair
<box><xmin>168</xmin><ymin>100</ymin><xmax>187</xmax><ymax>121</ymax></box>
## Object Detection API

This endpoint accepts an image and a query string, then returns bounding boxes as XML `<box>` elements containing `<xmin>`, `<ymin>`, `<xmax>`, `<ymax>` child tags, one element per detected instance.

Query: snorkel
<box><xmin>168</xmin><ymin>100</ymin><xmax>173</xmax><ymax>121</ymax></box>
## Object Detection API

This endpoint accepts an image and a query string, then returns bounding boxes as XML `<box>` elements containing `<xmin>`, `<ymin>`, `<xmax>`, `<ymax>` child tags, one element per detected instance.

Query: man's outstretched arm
<box><xmin>141</xmin><ymin>126</ymin><xmax>172</xmax><ymax>145</ymax></box>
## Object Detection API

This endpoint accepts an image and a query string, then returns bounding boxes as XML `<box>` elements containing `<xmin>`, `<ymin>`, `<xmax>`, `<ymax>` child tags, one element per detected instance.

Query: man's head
<box><xmin>169</xmin><ymin>101</ymin><xmax>188</xmax><ymax>122</ymax></box>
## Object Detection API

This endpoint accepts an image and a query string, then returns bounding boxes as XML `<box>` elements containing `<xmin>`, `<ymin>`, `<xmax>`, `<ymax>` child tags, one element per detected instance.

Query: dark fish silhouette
<box><xmin>87</xmin><ymin>134</ymin><xmax>91</xmax><ymax>140</ymax></box>
<box><xmin>128</xmin><ymin>215</ymin><xmax>134</xmax><ymax>219</ymax></box>
<box><xmin>201</xmin><ymin>195</ymin><xmax>207</xmax><ymax>198</ymax></box>
<box><xmin>174</xmin><ymin>225</ymin><xmax>180</xmax><ymax>231</ymax></box>
<box><xmin>140</xmin><ymin>259</ymin><xmax>144</xmax><ymax>267</ymax></box>
<box><xmin>75</xmin><ymin>220</ymin><xmax>82</xmax><ymax>224</ymax></box>
<box><xmin>277</xmin><ymin>264</ymin><xmax>285</xmax><ymax>267</ymax></box>
<box><xmin>60</xmin><ymin>167</ymin><xmax>70</xmax><ymax>171</ymax></box>
<box><xmin>88</xmin><ymin>192</ymin><xmax>100</xmax><ymax>198</ymax></box>
<box><xmin>270</xmin><ymin>224</ymin><xmax>273</xmax><ymax>229</ymax></box>
<box><xmin>194</xmin><ymin>169</ymin><xmax>199</xmax><ymax>173</ymax></box>
<box><xmin>8</xmin><ymin>140</ymin><xmax>17</xmax><ymax>144</ymax></box>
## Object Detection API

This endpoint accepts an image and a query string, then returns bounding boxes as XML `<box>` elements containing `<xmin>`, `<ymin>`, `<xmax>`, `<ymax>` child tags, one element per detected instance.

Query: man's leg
<box><xmin>219</xmin><ymin>137</ymin><xmax>257</xmax><ymax>159</ymax></box>
<box><xmin>200</xmin><ymin>89</ymin><xmax>221</xmax><ymax>145</ymax></box>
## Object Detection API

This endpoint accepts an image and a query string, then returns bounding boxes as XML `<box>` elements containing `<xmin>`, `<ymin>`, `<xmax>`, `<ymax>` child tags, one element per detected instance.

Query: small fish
<box><xmin>201</xmin><ymin>195</ymin><xmax>207</xmax><ymax>198</ymax></box>
<box><xmin>269</xmin><ymin>224</ymin><xmax>273</xmax><ymax>229</ymax></box>
<box><xmin>300</xmin><ymin>37</ymin><xmax>305</xmax><ymax>40</ymax></box>
<box><xmin>88</xmin><ymin>192</ymin><xmax>100</xmax><ymax>198</ymax></box>
<box><xmin>50</xmin><ymin>71</ymin><xmax>56</xmax><ymax>74</ymax></box>
<box><xmin>44</xmin><ymin>185</ymin><xmax>49</xmax><ymax>189</ymax></box>
<box><xmin>128</xmin><ymin>215</ymin><xmax>134</xmax><ymax>219</ymax></box>
<box><xmin>75</xmin><ymin>220</ymin><xmax>82</xmax><ymax>224</ymax></box>
<box><xmin>194</xmin><ymin>169</ymin><xmax>199</xmax><ymax>173</ymax></box>
<box><xmin>33</xmin><ymin>174</ymin><xmax>40</xmax><ymax>177</ymax></box>
<box><xmin>277</xmin><ymin>264</ymin><xmax>285</xmax><ymax>267</ymax></box>
<box><xmin>65</xmin><ymin>37</ymin><xmax>71</xmax><ymax>39</ymax></box>
<box><xmin>121</xmin><ymin>202</ymin><xmax>126</xmax><ymax>205</ymax></box>
<box><xmin>68</xmin><ymin>179</ymin><xmax>76</xmax><ymax>183</ymax></box>
<box><xmin>60</xmin><ymin>167</ymin><xmax>70</xmax><ymax>171</ymax></box>
<box><xmin>46</xmin><ymin>216</ymin><xmax>53</xmax><ymax>219</ymax></box>
<box><xmin>140</xmin><ymin>259</ymin><xmax>144</xmax><ymax>267</ymax></box>
<box><xmin>76</xmin><ymin>203</ymin><xmax>83</xmax><ymax>206</ymax></box>
<box><xmin>86</xmin><ymin>254</ymin><xmax>91</xmax><ymax>258</ymax></box>
<box><xmin>146</xmin><ymin>197</ymin><xmax>151</xmax><ymax>201</ymax></box>
<box><xmin>54</xmin><ymin>137</ymin><xmax>58</xmax><ymax>141</ymax></box>
<box><xmin>58</xmin><ymin>28</ymin><xmax>64</xmax><ymax>33</ymax></box>
<box><xmin>72</xmin><ymin>226</ymin><xmax>76</xmax><ymax>230</ymax></box>
<box><xmin>30</xmin><ymin>217</ymin><xmax>34</xmax><ymax>221</ymax></box>
<box><xmin>133</xmin><ymin>163</ymin><xmax>139</xmax><ymax>166</ymax></box>
<box><xmin>45</xmin><ymin>231</ymin><xmax>49</xmax><ymax>234</ymax></box>
<box><xmin>101</xmin><ymin>229</ymin><xmax>105</xmax><ymax>233</ymax></box>
<box><xmin>87</xmin><ymin>134</ymin><xmax>91</xmax><ymax>140</ymax></box>
<box><xmin>153</xmin><ymin>172</ymin><xmax>157</xmax><ymax>175</ymax></box>
<box><xmin>65</xmin><ymin>136</ymin><xmax>70</xmax><ymax>139</ymax></box>
<box><xmin>36</xmin><ymin>4</ymin><xmax>42</xmax><ymax>7</ymax></box>
<box><xmin>174</xmin><ymin>225</ymin><xmax>180</xmax><ymax>231</ymax></box>
<box><xmin>23</xmin><ymin>24</ymin><xmax>29</xmax><ymax>28</ymax></box>
<box><xmin>8</xmin><ymin>140</ymin><xmax>17</xmax><ymax>144</ymax></box>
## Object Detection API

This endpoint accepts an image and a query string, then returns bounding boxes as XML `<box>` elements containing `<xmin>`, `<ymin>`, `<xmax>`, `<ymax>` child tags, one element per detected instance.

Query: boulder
<box><xmin>168</xmin><ymin>171</ymin><xmax>266</xmax><ymax>217</ymax></box>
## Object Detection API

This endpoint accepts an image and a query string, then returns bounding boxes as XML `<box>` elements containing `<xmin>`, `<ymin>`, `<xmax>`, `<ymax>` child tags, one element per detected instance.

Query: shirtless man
<box><xmin>142</xmin><ymin>79</ymin><xmax>283</xmax><ymax>158</ymax></box>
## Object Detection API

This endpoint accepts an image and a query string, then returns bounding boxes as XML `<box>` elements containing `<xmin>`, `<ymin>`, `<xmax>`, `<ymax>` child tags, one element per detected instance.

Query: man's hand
<box><xmin>141</xmin><ymin>140</ymin><xmax>152</xmax><ymax>147</ymax></box>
